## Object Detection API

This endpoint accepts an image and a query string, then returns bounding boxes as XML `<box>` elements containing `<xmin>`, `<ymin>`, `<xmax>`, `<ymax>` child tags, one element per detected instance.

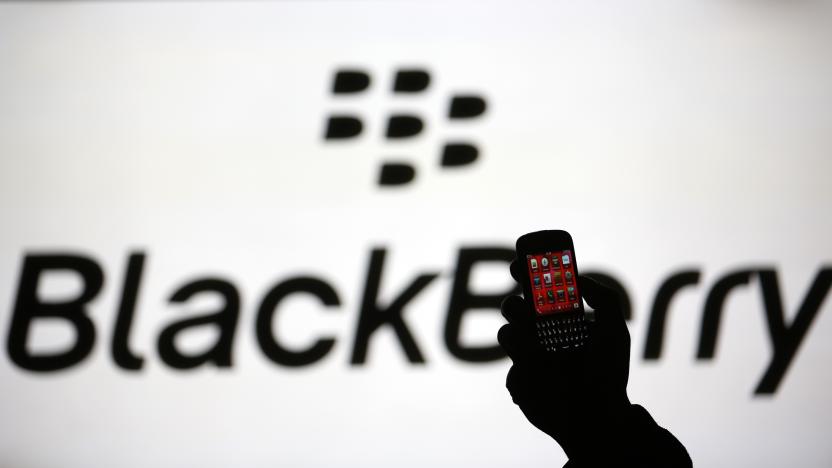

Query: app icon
<box><xmin>565</xmin><ymin>271</ymin><xmax>573</xmax><ymax>283</ymax></box>
<box><xmin>537</xmin><ymin>293</ymin><xmax>544</xmax><ymax>306</ymax></box>
<box><xmin>554</xmin><ymin>271</ymin><xmax>563</xmax><ymax>285</ymax></box>
<box><xmin>541</xmin><ymin>257</ymin><xmax>549</xmax><ymax>269</ymax></box>
<box><xmin>567</xmin><ymin>286</ymin><xmax>576</xmax><ymax>300</ymax></box>
<box><xmin>562</xmin><ymin>254</ymin><xmax>570</xmax><ymax>266</ymax></box>
<box><xmin>557</xmin><ymin>289</ymin><xmax>565</xmax><ymax>301</ymax></box>
<box><xmin>552</xmin><ymin>256</ymin><xmax>560</xmax><ymax>268</ymax></box>
<box><xmin>543</xmin><ymin>273</ymin><xmax>552</xmax><ymax>285</ymax></box>
<box><xmin>533</xmin><ymin>276</ymin><xmax>541</xmax><ymax>288</ymax></box>
<box><xmin>530</xmin><ymin>258</ymin><xmax>538</xmax><ymax>271</ymax></box>
<box><xmin>547</xmin><ymin>290</ymin><xmax>555</xmax><ymax>303</ymax></box>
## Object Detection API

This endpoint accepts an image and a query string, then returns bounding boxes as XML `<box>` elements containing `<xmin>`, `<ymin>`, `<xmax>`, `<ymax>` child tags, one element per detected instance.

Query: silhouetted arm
<box><xmin>498</xmin><ymin>273</ymin><xmax>692</xmax><ymax>467</ymax></box>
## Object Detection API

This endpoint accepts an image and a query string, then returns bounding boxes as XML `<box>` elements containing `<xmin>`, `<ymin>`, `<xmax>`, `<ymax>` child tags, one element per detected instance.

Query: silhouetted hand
<box><xmin>498</xmin><ymin>268</ymin><xmax>692</xmax><ymax>467</ymax></box>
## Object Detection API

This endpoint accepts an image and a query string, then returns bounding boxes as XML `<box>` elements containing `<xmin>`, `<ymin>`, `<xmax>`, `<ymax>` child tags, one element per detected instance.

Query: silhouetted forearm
<box><xmin>563</xmin><ymin>404</ymin><xmax>691</xmax><ymax>468</ymax></box>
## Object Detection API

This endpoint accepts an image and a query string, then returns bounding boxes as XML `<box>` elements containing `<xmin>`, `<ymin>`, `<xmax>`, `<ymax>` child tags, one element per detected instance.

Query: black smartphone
<box><xmin>516</xmin><ymin>230</ymin><xmax>589</xmax><ymax>352</ymax></box>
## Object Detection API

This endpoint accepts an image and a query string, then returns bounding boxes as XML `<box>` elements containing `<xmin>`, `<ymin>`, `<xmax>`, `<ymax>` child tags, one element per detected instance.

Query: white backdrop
<box><xmin>1</xmin><ymin>1</ymin><xmax>831</xmax><ymax>467</ymax></box>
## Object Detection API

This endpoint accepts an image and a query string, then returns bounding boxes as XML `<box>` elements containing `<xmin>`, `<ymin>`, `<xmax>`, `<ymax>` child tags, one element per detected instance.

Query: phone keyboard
<box><xmin>536</xmin><ymin>314</ymin><xmax>589</xmax><ymax>351</ymax></box>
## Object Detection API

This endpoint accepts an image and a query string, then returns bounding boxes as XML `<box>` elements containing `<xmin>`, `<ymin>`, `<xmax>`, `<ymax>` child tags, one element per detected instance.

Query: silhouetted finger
<box><xmin>510</xmin><ymin>259</ymin><xmax>523</xmax><ymax>283</ymax></box>
<box><xmin>505</xmin><ymin>365</ymin><xmax>521</xmax><ymax>404</ymax></box>
<box><xmin>580</xmin><ymin>275</ymin><xmax>630</xmax><ymax>347</ymax></box>
<box><xmin>579</xmin><ymin>275</ymin><xmax>619</xmax><ymax>311</ymax></box>
<box><xmin>501</xmin><ymin>295</ymin><xmax>527</xmax><ymax>324</ymax></box>
<box><xmin>498</xmin><ymin>324</ymin><xmax>523</xmax><ymax>362</ymax></box>
<box><xmin>505</xmin><ymin>363</ymin><xmax>537</xmax><ymax>406</ymax></box>
<box><xmin>498</xmin><ymin>317</ymin><xmax>538</xmax><ymax>361</ymax></box>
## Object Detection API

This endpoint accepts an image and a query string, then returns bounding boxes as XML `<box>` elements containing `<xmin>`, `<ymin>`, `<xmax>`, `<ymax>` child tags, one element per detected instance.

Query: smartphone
<box><xmin>516</xmin><ymin>230</ymin><xmax>589</xmax><ymax>352</ymax></box>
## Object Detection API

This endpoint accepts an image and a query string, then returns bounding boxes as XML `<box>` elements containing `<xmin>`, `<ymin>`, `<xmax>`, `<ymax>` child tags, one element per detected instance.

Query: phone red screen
<box><xmin>525</xmin><ymin>250</ymin><xmax>581</xmax><ymax>315</ymax></box>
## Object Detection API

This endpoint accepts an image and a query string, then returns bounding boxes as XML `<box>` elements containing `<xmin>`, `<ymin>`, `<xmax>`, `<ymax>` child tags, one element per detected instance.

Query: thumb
<box><xmin>580</xmin><ymin>275</ymin><xmax>626</xmax><ymax>328</ymax></box>
<box><xmin>579</xmin><ymin>274</ymin><xmax>619</xmax><ymax>311</ymax></box>
<box><xmin>580</xmin><ymin>274</ymin><xmax>630</xmax><ymax>348</ymax></box>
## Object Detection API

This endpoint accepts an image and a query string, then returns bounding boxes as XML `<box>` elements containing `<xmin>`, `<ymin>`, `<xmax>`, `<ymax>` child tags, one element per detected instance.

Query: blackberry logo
<box><xmin>323</xmin><ymin>68</ymin><xmax>487</xmax><ymax>186</ymax></box>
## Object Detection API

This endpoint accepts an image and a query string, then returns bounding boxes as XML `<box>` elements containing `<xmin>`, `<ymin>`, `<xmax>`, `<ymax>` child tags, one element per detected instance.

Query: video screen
<box><xmin>525</xmin><ymin>250</ymin><xmax>581</xmax><ymax>315</ymax></box>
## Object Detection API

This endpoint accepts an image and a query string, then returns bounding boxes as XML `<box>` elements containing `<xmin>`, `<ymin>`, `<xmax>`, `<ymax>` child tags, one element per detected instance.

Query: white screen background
<box><xmin>1</xmin><ymin>1</ymin><xmax>831</xmax><ymax>467</ymax></box>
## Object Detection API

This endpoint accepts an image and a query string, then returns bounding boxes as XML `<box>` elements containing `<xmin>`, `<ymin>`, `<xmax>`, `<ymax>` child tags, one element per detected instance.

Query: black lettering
<box><xmin>755</xmin><ymin>268</ymin><xmax>832</xmax><ymax>394</ymax></box>
<box><xmin>256</xmin><ymin>277</ymin><xmax>340</xmax><ymax>367</ymax></box>
<box><xmin>697</xmin><ymin>269</ymin><xmax>755</xmax><ymax>359</ymax></box>
<box><xmin>351</xmin><ymin>248</ymin><xmax>438</xmax><ymax>364</ymax></box>
<box><xmin>7</xmin><ymin>254</ymin><xmax>102</xmax><ymax>371</ymax></box>
<box><xmin>112</xmin><ymin>252</ymin><xmax>145</xmax><ymax>370</ymax></box>
<box><xmin>158</xmin><ymin>279</ymin><xmax>239</xmax><ymax>369</ymax></box>
<box><xmin>444</xmin><ymin>247</ymin><xmax>519</xmax><ymax>362</ymax></box>
<box><xmin>643</xmin><ymin>270</ymin><xmax>700</xmax><ymax>360</ymax></box>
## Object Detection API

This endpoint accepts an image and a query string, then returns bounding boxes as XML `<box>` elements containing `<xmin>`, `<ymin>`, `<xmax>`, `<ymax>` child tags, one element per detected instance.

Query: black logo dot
<box><xmin>324</xmin><ymin>116</ymin><xmax>363</xmax><ymax>139</ymax></box>
<box><xmin>386</xmin><ymin>115</ymin><xmax>424</xmax><ymax>138</ymax></box>
<box><xmin>332</xmin><ymin>70</ymin><xmax>370</xmax><ymax>94</ymax></box>
<box><xmin>393</xmin><ymin>69</ymin><xmax>430</xmax><ymax>93</ymax></box>
<box><xmin>441</xmin><ymin>143</ymin><xmax>479</xmax><ymax>167</ymax></box>
<box><xmin>449</xmin><ymin>96</ymin><xmax>486</xmax><ymax>119</ymax></box>
<box><xmin>378</xmin><ymin>163</ymin><xmax>416</xmax><ymax>186</ymax></box>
